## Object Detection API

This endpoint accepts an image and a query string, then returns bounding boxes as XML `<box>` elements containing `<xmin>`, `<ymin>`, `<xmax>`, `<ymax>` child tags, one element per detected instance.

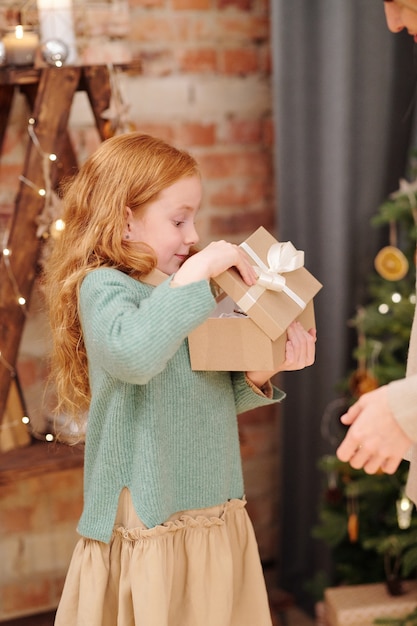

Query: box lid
<box><xmin>213</xmin><ymin>226</ymin><xmax>322</xmax><ymax>341</ymax></box>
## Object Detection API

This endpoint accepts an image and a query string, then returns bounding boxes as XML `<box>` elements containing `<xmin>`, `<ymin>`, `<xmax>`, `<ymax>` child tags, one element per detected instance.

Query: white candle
<box><xmin>3</xmin><ymin>25</ymin><xmax>39</xmax><ymax>66</ymax></box>
<box><xmin>36</xmin><ymin>0</ymin><xmax>76</xmax><ymax>65</ymax></box>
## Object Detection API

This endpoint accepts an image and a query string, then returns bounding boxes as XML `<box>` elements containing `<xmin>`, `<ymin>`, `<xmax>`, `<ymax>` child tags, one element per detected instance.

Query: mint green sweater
<box><xmin>77</xmin><ymin>267</ymin><xmax>284</xmax><ymax>543</ymax></box>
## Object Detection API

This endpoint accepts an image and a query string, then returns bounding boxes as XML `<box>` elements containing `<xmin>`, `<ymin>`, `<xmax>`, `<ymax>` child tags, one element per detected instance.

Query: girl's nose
<box><xmin>185</xmin><ymin>224</ymin><xmax>199</xmax><ymax>245</ymax></box>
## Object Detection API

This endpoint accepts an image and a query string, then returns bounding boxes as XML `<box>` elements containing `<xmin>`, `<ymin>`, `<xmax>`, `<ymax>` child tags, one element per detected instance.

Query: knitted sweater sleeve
<box><xmin>386</xmin><ymin>291</ymin><xmax>417</xmax><ymax>442</ymax></box>
<box><xmin>387</xmin><ymin>374</ymin><xmax>417</xmax><ymax>442</ymax></box>
<box><xmin>79</xmin><ymin>268</ymin><xmax>215</xmax><ymax>385</ymax></box>
<box><xmin>230</xmin><ymin>371</ymin><xmax>286</xmax><ymax>415</ymax></box>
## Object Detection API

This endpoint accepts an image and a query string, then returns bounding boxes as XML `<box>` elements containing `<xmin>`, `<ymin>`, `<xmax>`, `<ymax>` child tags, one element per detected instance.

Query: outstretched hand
<box><xmin>246</xmin><ymin>321</ymin><xmax>317</xmax><ymax>388</ymax></box>
<box><xmin>174</xmin><ymin>240</ymin><xmax>258</xmax><ymax>286</ymax></box>
<box><xmin>336</xmin><ymin>385</ymin><xmax>412</xmax><ymax>475</ymax></box>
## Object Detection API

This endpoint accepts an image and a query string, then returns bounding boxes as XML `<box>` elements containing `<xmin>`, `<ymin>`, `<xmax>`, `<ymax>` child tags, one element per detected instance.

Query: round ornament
<box><xmin>40</xmin><ymin>39</ymin><xmax>69</xmax><ymax>67</ymax></box>
<box><xmin>374</xmin><ymin>245</ymin><xmax>409</xmax><ymax>281</ymax></box>
<box><xmin>348</xmin><ymin>369</ymin><xmax>379</xmax><ymax>399</ymax></box>
<box><xmin>0</xmin><ymin>42</ymin><xmax>6</xmax><ymax>67</ymax></box>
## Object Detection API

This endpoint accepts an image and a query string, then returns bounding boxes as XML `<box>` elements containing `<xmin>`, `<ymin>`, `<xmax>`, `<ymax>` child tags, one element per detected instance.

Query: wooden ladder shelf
<box><xmin>0</xmin><ymin>65</ymin><xmax>113</xmax><ymax>427</ymax></box>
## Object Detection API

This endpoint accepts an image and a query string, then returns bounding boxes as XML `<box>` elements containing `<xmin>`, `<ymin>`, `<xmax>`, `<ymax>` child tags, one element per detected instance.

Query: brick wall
<box><xmin>0</xmin><ymin>467</ymin><xmax>83</xmax><ymax>619</ymax></box>
<box><xmin>0</xmin><ymin>0</ymin><xmax>280</xmax><ymax>619</ymax></box>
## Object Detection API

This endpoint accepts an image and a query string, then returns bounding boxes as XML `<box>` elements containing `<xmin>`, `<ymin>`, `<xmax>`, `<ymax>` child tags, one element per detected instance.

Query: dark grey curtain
<box><xmin>271</xmin><ymin>0</ymin><xmax>416</xmax><ymax>613</ymax></box>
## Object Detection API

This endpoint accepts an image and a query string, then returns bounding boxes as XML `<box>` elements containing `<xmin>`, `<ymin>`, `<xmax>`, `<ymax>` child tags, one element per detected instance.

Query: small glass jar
<box><xmin>2</xmin><ymin>25</ymin><xmax>39</xmax><ymax>66</ymax></box>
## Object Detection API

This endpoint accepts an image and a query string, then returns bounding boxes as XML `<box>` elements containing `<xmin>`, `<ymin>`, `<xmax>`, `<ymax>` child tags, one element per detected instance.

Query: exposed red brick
<box><xmin>262</xmin><ymin>116</ymin><xmax>275</xmax><ymax>146</ymax></box>
<box><xmin>220</xmin><ymin>47</ymin><xmax>259</xmax><ymax>75</ymax></box>
<box><xmin>217</xmin><ymin>0</ymin><xmax>254</xmax><ymax>9</ymax></box>
<box><xmin>1</xmin><ymin>578</ymin><xmax>52</xmax><ymax>613</ymax></box>
<box><xmin>130</xmin><ymin>16</ymin><xmax>176</xmax><ymax>42</ymax></box>
<box><xmin>133</xmin><ymin>123</ymin><xmax>175</xmax><ymax>143</ymax></box>
<box><xmin>222</xmin><ymin>118</ymin><xmax>262</xmax><ymax>144</ymax></box>
<box><xmin>175</xmin><ymin>122</ymin><xmax>216</xmax><ymax>146</ymax></box>
<box><xmin>137</xmin><ymin>49</ymin><xmax>176</xmax><ymax>76</ymax></box>
<box><xmin>209</xmin><ymin>179</ymin><xmax>266</xmax><ymax>207</ymax></box>
<box><xmin>171</xmin><ymin>0</ymin><xmax>211</xmax><ymax>9</ymax></box>
<box><xmin>210</xmin><ymin>208</ymin><xmax>274</xmax><ymax>235</ymax></box>
<box><xmin>178</xmin><ymin>48</ymin><xmax>217</xmax><ymax>72</ymax></box>
<box><xmin>52</xmin><ymin>494</ymin><xmax>83</xmax><ymax>524</ymax></box>
<box><xmin>198</xmin><ymin>151</ymin><xmax>271</xmax><ymax>179</ymax></box>
<box><xmin>130</xmin><ymin>0</ymin><xmax>165</xmax><ymax>6</ymax></box>
<box><xmin>0</xmin><ymin>505</ymin><xmax>35</xmax><ymax>533</ymax></box>
<box><xmin>215</xmin><ymin>15</ymin><xmax>269</xmax><ymax>42</ymax></box>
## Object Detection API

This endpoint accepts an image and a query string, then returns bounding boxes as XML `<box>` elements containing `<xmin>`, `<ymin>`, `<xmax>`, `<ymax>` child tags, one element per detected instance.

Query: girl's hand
<box><xmin>174</xmin><ymin>240</ymin><xmax>258</xmax><ymax>286</ymax></box>
<box><xmin>246</xmin><ymin>322</ymin><xmax>317</xmax><ymax>388</ymax></box>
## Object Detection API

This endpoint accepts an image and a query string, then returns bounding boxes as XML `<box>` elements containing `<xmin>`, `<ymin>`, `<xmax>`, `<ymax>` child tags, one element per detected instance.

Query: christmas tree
<box><xmin>311</xmin><ymin>174</ymin><xmax>417</xmax><ymax>598</ymax></box>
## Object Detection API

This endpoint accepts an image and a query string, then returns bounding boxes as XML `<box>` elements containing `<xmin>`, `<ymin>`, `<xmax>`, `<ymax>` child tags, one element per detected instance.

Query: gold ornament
<box><xmin>374</xmin><ymin>245</ymin><xmax>409</xmax><ymax>281</ymax></box>
<box><xmin>347</xmin><ymin>512</ymin><xmax>359</xmax><ymax>543</ymax></box>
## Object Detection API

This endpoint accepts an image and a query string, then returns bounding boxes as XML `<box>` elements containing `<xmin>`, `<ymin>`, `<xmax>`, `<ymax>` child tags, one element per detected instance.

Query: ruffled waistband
<box><xmin>113</xmin><ymin>497</ymin><xmax>247</xmax><ymax>542</ymax></box>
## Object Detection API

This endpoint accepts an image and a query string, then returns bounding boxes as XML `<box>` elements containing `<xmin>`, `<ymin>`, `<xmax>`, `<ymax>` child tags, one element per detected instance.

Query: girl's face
<box><xmin>385</xmin><ymin>1</ymin><xmax>417</xmax><ymax>40</ymax></box>
<box><xmin>126</xmin><ymin>175</ymin><xmax>202</xmax><ymax>275</ymax></box>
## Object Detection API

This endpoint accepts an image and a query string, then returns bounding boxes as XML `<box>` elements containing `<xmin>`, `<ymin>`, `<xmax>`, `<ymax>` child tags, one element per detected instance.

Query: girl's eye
<box><xmin>173</xmin><ymin>221</ymin><xmax>184</xmax><ymax>227</ymax></box>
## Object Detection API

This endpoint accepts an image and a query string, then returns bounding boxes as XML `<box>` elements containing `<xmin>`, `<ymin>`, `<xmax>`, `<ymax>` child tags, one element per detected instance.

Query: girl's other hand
<box><xmin>174</xmin><ymin>240</ymin><xmax>258</xmax><ymax>286</ymax></box>
<box><xmin>246</xmin><ymin>322</ymin><xmax>317</xmax><ymax>388</ymax></box>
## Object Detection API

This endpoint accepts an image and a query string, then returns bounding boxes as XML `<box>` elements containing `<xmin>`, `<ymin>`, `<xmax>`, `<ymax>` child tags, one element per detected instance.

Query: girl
<box><xmin>44</xmin><ymin>133</ymin><xmax>316</xmax><ymax>626</ymax></box>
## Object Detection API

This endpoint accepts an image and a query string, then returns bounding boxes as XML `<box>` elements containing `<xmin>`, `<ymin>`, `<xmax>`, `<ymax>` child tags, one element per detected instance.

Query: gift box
<box><xmin>325</xmin><ymin>581</ymin><xmax>417</xmax><ymax>626</ymax></box>
<box><xmin>188</xmin><ymin>226</ymin><xmax>322</xmax><ymax>371</ymax></box>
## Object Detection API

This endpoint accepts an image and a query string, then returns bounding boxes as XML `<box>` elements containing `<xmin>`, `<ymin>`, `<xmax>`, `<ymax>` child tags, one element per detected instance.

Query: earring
<box><xmin>125</xmin><ymin>234</ymin><xmax>130</xmax><ymax>240</ymax></box>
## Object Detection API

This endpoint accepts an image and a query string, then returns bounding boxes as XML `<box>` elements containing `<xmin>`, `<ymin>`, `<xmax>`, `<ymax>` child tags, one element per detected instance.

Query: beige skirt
<box><xmin>55</xmin><ymin>489</ymin><xmax>272</xmax><ymax>626</ymax></box>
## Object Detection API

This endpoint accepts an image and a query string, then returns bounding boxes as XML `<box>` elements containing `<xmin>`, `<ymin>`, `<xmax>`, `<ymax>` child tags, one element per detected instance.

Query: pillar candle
<box><xmin>36</xmin><ymin>0</ymin><xmax>76</xmax><ymax>65</ymax></box>
<box><xmin>3</xmin><ymin>26</ymin><xmax>39</xmax><ymax>66</ymax></box>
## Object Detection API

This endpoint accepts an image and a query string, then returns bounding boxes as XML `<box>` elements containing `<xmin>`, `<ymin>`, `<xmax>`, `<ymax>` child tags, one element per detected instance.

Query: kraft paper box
<box><xmin>188</xmin><ymin>226</ymin><xmax>322</xmax><ymax>371</ymax></box>
<box><xmin>325</xmin><ymin>581</ymin><xmax>417</xmax><ymax>626</ymax></box>
<box><xmin>188</xmin><ymin>295</ymin><xmax>316</xmax><ymax>371</ymax></box>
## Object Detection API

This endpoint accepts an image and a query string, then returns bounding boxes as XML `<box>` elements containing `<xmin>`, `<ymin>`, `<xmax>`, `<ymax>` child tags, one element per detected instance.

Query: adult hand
<box><xmin>246</xmin><ymin>321</ymin><xmax>317</xmax><ymax>388</ymax></box>
<box><xmin>336</xmin><ymin>385</ymin><xmax>412</xmax><ymax>474</ymax></box>
<box><xmin>174</xmin><ymin>240</ymin><xmax>257</xmax><ymax>286</ymax></box>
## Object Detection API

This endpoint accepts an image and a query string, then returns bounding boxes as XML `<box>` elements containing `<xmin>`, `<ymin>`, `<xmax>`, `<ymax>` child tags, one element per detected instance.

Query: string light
<box><xmin>1</xmin><ymin>245</ymin><xmax>28</xmax><ymax>313</ymax></box>
<box><xmin>396</xmin><ymin>494</ymin><xmax>413</xmax><ymax>529</ymax></box>
<box><xmin>0</xmin><ymin>410</ymin><xmax>56</xmax><ymax>444</ymax></box>
<box><xmin>0</xmin><ymin>117</ymin><xmax>64</xmax><ymax>438</ymax></box>
<box><xmin>1</xmin><ymin>119</ymin><xmax>64</xmax><ymax>321</ymax></box>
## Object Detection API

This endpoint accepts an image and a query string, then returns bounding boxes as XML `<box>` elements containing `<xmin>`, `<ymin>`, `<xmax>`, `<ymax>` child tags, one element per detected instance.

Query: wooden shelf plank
<box><xmin>0</xmin><ymin>438</ymin><xmax>83</xmax><ymax>485</ymax></box>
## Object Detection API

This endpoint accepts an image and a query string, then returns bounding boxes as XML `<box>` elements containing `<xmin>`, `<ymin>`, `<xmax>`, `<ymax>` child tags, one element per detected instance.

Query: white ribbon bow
<box><xmin>239</xmin><ymin>241</ymin><xmax>306</xmax><ymax>310</ymax></box>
